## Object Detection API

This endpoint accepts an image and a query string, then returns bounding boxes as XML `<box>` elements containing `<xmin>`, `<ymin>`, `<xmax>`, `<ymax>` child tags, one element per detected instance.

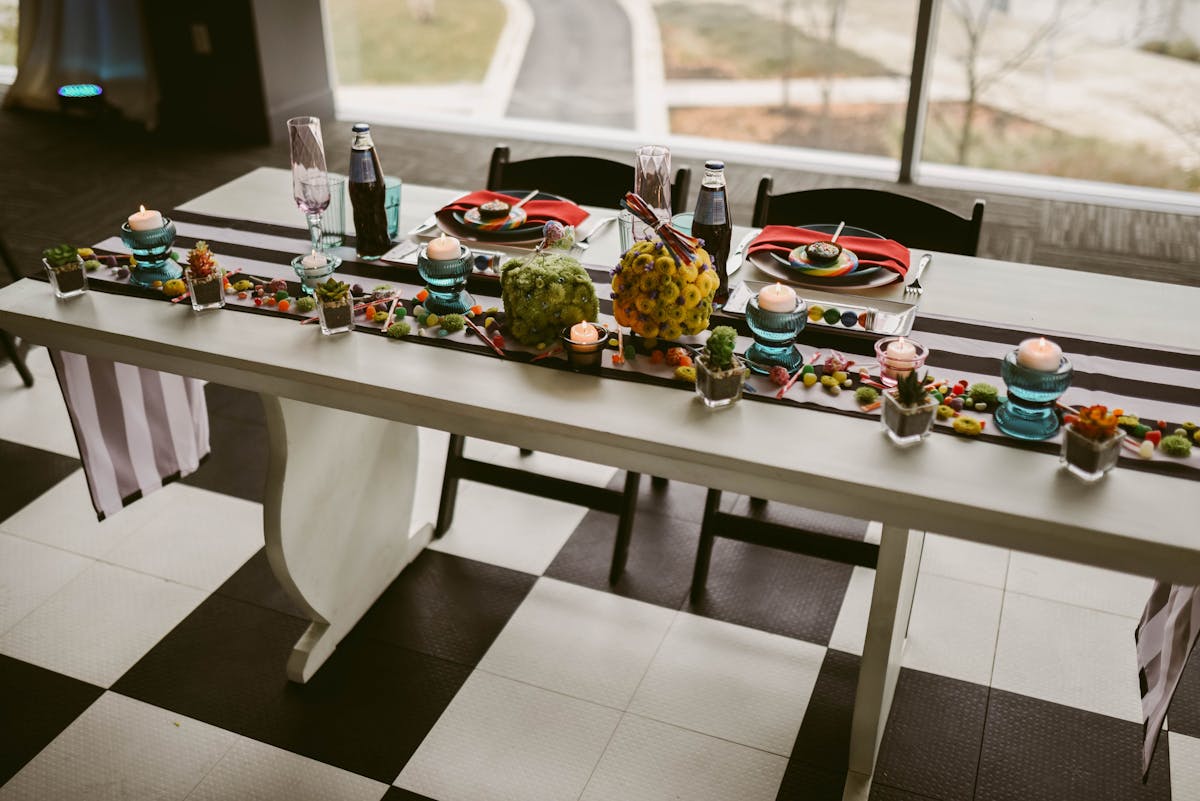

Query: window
<box><xmin>0</xmin><ymin>0</ymin><xmax>17</xmax><ymax>69</ymax></box>
<box><xmin>922</xmin><ymin>0</ymin><xmax>1200</xmax><ymax>192</ymax></box>
<box><xmin>658</xmin><ymin>0</ymin><xmax>918</xmax><ymax>159</ymax></box>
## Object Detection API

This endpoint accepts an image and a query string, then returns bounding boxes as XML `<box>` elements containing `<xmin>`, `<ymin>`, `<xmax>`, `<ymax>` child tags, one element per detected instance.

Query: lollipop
<box><xmin>542</xmin><ymin>220</ymin><xmax>565</xmax><ymax>246</ymax></box>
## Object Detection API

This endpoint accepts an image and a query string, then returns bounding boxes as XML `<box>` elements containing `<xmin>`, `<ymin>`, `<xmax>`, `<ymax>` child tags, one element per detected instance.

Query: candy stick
<box><xmin>860</xmin><ymin>377</ymin><xmax>889</xmax><ymax>390</ymax></box>
<box><xmin>381</xmin><ymin>295</ymin><xmax>401</xmax><ymax>331</ymax></box>
<box><xmin>861</xmin><ymin>400</ymin><xmax>882</xmax><ymax>413</ymax></box>
<box><xmin>465</xmin><ymin>316</ymin><xmax>505</xmax><ymax>357</ymax></box>
<box><xmin>776</xmin><ymin>351</ymin><xmax>821</xmax><ymax>399</ymax></box>
<box><xmin>531</xmin><ymin>346</ymin><xmax>563</xmax><ymax>363</ymax></box>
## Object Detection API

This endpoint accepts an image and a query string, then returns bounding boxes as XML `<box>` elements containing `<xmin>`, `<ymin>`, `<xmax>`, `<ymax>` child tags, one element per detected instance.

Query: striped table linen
<box><xmin>49</xmin><ymin>350</ymin><xmax>210</xmax><ymax>520</ymax></box>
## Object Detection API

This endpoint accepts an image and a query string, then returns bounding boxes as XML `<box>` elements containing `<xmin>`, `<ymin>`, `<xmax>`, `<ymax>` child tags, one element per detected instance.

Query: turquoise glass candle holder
<box><xmin>120</xmin><ymin>220</ymin><xmax>181</xmax><ymax>287</ymax></box>
<box><xmin>994</xmin><ymin>350</ymin><xmax>1073</xmax><ymax>440</ymax></box>
<box><xmin>417</xmin><ymin>244</ymin><xmax>474</xmax><ymax>314</ymax></box>
<box><xmin>745</xmin><ymin>296</ymin><xmax>807</xmax><ymax>374</ymax></box>
<box><xmin>290</xmin><ymin>253</ymin><xmax>341</xmax><ymax>296</ymax></box>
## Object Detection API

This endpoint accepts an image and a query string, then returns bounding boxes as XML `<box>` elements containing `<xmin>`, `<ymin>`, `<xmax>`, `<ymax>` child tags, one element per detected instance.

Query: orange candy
<box><xmin>278</xmin><ymin>300</ymin><xmax>290</xmax><ymax>312</ymax></box>
<box><xmin>415</xmin><ymin>289</ymin><xmax>429</xmax><ymax>302</ymax></box>
<box><xmin>265</xmin><ymin>297</ymin><xmax>277</xmax><ymax>307</ymax></box>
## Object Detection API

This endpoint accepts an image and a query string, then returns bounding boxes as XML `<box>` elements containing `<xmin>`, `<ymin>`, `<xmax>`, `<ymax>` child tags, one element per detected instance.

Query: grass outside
<box><xmin>329</xmin><ymin>0</ymin><xmax>505</xmax><ymax>85</ymax></box>
<box><xmin>655</xmin><ymin>1</ymin><xmax>891</xmax><ymax>80</ymax></box>
<box><xmin>0</xmin><ymin>1</ymin><xmax>17</xmax><ymax>67</ymax></box>
<box><xmin>670</xmin><ymin>101</ymin><xmax>1199</xmax><ymax>191</ymax></box>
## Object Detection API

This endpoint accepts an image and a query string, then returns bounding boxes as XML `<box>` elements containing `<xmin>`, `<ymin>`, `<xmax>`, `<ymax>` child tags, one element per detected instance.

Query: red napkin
<box><xmin>747</xmin><ymin>225</ymin><xmax>910</xmax><ymax>277</ymax></box>
<box><xmin>438</xmin><ymin>190</ymin><xmax>590</xmax><ymax>229</ymax></box>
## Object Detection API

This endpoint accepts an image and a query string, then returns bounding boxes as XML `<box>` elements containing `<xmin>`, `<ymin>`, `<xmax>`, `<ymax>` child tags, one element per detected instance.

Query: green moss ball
<box><xmin>440</xmin><ymin>314</ymin><xmax>466</xmax><ymax>333</ymax></box>
<box><xmin>967</xmin><ymin>383</ymin><xmax>998</xmax><ymax>405</ymax></box>
<box><xmin>386</xmin><ymin>322</ymin><xmax>411</xmax><ymax>339</ymax></box>
<box><xmin>1160</xmin><ymin>434</ymin><xmax>1193</xmax><ymax>457</ymax></box>
<box><xmin>854</xmin><ymin>386</ymin><xmax>879</xmax><ymax>405</ymax></box>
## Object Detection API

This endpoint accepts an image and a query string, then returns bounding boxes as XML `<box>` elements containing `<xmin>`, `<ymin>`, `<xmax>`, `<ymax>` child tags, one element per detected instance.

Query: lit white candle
<box><xmin>757</xmin><ymin>282</ymin><xmax>798</xmax><ymax>313</ymax></box>
<box><xmin>883</xmin><ymin>337</ymin><xmax>918</xmax><ymax>378</ymax></box>
<box><xmin>301</xmin><ymin>250</ymin><xmax>328</xmax><ymax>269</ymax></box>
<box><xmin>426</xmin><ymin>234</ymin><xmax>461</xmax><ymax>261</ymax></box>
<box><xmin>1016</xmin><ymin>337</ymin><xmax>1062</xmax><ymax>371</ymax></box>
<box><xmin>569</xmin><ymin>321</ymin><xmax>599</xmax><ymax>344</ymax></box>
<box><xmin>128</xmin><ymin>205</ymin><xmax>164</xmax><ymax>231</ymax></box>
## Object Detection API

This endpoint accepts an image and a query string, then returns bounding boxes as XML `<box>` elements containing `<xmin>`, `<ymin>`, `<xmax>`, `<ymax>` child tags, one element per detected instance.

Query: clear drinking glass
<box><xmin>633</xmin><ymin>145</ymin><xmax>671</xmax><ymax>240</ymax></box>
<box><xmin>288</xmin><ymin>116</ymin><xmax>331</xmax><ymax>253</ymax></box>
<box><xmin>385</xmin><ymin>176</ymin><xmax>403</xmax><ymax>239</ymax></box>
<box><xmin>320</xmin><ymin>175</ymin><xmax>347</xmax><ymax>249</ymax></box>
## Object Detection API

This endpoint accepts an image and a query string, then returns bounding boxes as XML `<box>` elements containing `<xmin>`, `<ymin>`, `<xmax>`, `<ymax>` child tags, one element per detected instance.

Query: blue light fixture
<box><xmin>57</xmin><ymin>83</ymin><xmax>104</xmax><ymax>98</ymax></box>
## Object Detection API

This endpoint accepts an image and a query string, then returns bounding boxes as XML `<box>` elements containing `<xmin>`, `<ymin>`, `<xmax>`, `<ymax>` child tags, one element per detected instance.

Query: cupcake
<box><xmin>804</xmin><ymin>241</ymin><xmax>843</xmax><ymax>264</ymax></box>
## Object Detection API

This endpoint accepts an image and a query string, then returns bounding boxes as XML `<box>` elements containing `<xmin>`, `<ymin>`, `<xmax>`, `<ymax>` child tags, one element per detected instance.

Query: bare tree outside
<box><xmin>780</xmin><ymin>0</ymin><xmax>849</xmax><ymax>145</ymax></box>
<box><xmin>941</xmin><ymin>0</ymin><xmax>1090</xmax><ymax>164</ymax></box>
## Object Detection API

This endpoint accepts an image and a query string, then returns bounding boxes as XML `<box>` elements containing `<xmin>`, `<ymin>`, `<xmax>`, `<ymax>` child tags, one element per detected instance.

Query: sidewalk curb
<box><xmin>484</xmin><ymin>0</ymin><xmax>535</xmax><ymax>118</ymax></box>
<box><xmin>613</xmin><ymin>0</ymin><xmax>669</xmax><ymax>136</ymax></box>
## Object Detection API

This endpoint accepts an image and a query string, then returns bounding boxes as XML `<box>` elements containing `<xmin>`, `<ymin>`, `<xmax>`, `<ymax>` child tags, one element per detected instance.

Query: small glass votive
<box><xmin>618</xmin><ymin>209</ymin><xmax>636</xmax><ymax>252</ymax></box>
<box><xmin>994</xmin><ymin>350</ymin><xmax>1073</xmax><ymax>440</ymax></box>
<box><xmin>874</xmin><ymin>337</ymin><xmax>929</xmax><ymax>387</ymax></box>
<box><xmin>317</xmin><ymin>296</ymin><xmax>355</xmax><ymax>336</ymax></box>
<box><xmin>561</xmin><ymin>323</ymin><xmax>608</xmax><ymax>371</ymax></box>
<box><xmin>385</xmin><ymin>176</ymin><xmax>403</xmax><ymax>240</ymax></box>
<box><xmin>43</xmin><ymin>255</ymin><xmax>88</xmax><ymax>299</ymax></box>
<box><xmin>320</xmin><ymin>175</ymin><xmax>347</xmax><ymax>249</ymax></box>
<box><xmin>185</xmin><ymin>266</ymin><xmax>226</xmax><ymax>311</ymax></box>
<box><xmin>290</xmin><ymin>253</ymin><xmax>341</xmax><ymax>295</ymax></box>
<box><xmin>120</xmin><ymin>219</ymin><xmax>182</xmax><ymax>287</ymax></box>
<box><xmin>1060</xmin><ymin>425</ymin><xmax>1125</xmax><ymax>482</ymax></box>
<box><xmin>745</xmin><ymin>296</ymin><xmax>806</xmax><ymax>374</ymax></box>
<box><xmin>417</xmin><ymin>243</ymin><xmax>474</xmax><ymax>314</ymax></box>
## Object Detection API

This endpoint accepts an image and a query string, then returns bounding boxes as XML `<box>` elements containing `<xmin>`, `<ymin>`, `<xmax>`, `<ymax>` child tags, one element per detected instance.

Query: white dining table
<box><xmin>2</xmin><ymin>167</ymin><xmax>1197</xmax><ymax>799</ymax></box>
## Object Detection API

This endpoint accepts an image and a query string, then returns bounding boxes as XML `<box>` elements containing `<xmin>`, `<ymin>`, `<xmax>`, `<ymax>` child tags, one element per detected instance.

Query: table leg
<box><xmin>260</xmin><ymin>395</ymin><xmax>433</xmax><ymax>683</ymax></box>
<box><xmin>847</xmin><ymin>524</ymin><xmax>924</xmax><ymax>775</ymax></box>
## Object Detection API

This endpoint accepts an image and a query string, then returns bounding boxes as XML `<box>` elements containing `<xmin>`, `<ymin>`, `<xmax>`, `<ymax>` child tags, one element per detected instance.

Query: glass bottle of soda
<box><xmin>348</xmin><ymin>123</ymin><xmax>393</xmax><ymax>260</ymax></box>
<box><xmin>692</xmin><ymin>160</ymin><xmax>733</xmax><ymax>306</ymax></box>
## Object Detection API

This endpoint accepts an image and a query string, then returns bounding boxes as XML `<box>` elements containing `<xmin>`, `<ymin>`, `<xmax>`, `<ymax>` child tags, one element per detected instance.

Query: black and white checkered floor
<box><xmin>0</xmin><ymin>346</ymin><xmax>1197</xmax><ymax>801</ymax></box>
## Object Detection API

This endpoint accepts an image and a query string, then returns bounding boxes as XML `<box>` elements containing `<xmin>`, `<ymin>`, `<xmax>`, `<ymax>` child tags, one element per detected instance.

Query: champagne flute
<box><xmin>287</xmin><ymin>117</ymin><xmax>331</xmax><ymax>252</ymax></box>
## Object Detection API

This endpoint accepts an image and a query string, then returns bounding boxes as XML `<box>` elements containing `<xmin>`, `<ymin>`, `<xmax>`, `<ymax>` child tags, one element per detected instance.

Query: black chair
<box><xmin>487</xmin><ymin>145</ymin><xmax>691</xmax><ymax>214</ymax></box>
<box><xmin>690</xmin><ymin>180</ymin><xmax>987</xmax><ymax>603</ymax></box>
<box><xmin>0</xmin><ymin>232</ymin><xmax>34</xmax><ymax>388</ymax></box>
<box><xmin>752</xmin><ymin>178</ymin><xmax>986</xmax><ymax>256</ymax></box>
<box><xmin>435</xmin><ymin>147</ymin><xmax>693</xmax><ymax>584</ymax></box>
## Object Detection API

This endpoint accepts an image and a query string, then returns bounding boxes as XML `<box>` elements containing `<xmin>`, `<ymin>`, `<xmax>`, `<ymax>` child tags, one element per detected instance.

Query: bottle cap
<box><xmin>705</xmin><ymin>160</ymin><xmax>725</xmax><ymax>170</ymax></box>
<box><xmin>352</xmin><ymin>123</ymin><xmax>370</xmax><ymax>133</ymax></box>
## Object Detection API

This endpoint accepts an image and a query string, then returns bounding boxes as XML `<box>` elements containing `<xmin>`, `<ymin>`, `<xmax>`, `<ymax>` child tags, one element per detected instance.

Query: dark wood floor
<box><xmin>0</xmin><ymin>105</ymin><xmax>1195</xmax><ymax>287</ymax></box>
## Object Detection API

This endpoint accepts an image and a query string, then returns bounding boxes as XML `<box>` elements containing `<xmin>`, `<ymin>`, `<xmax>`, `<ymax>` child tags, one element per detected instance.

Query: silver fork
<box><xmin>905</xmin><ymin>253</ymin><xmax>932</xmax><ymax>296</ymax></box>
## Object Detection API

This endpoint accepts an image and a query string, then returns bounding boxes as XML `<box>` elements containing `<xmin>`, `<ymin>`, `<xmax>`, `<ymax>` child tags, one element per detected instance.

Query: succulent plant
<box><xmin>315</xmin><ymin>277</ymin><xmax>350</xmax><ymax>304</ymax></box>
<box><xmin>704</xmin><ymin>326</ymin><xmax>737</xmax><ymax>371</ymax></box>
<box><xmin>42</xmin><ymin>244</ymin><xmax>80</xmax><ymax>268</ymax></box>
<box><xmin>500</xmin><ymin>252</ymin><xmax>598</xmax><ymax>345</ymax></box>
<box><xmin>893</xmin><ymin>370</ymin><xmax>930</xmax><ymax>407</ymax></box>
<box><xmin>186</xmin><ymin>241</ymin><xmax>218</xmax><ymax>279</ymax></box>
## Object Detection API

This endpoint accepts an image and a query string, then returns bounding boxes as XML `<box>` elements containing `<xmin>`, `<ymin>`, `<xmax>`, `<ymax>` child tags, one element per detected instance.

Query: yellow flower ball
<box><xmin>638</xmin><ymin>272</ymin><xmax>659</xmax><ymax>293</ymax></box>
<box><xmin>681</xmin><ymin>284</ymin><xmax>702</xmax><ymax>308</ymax></box>
<box><xmin>696</xmin><ymin>269</ymin><xmax>719</xmax><ymax>296</ymax></box>
<box><xmin>661</xmin><ymin>322</ymin><xmax>683</xmax><ymax>340</ymax></box>
<box><xmin>658</xmin><ymin>280</ymin><xmax>680</xmax><ymax>303</ymax></box>
<box><xmin>677</xmin><ymin>262</ymin><xmax>699</xmax><ymax>283</ymax></box>
<box><xmin>636</xmin><ymin>295</ymin><xmax>657</xmax><ymax>316</ymax></box>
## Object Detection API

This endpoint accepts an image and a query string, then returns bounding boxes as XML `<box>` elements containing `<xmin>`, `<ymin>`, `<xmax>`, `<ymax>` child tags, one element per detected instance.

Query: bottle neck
<box><xmin>352</xmin><ymin>132</ymin><xmax>374</xmax><ymax>151</ymax></box>
<box><xmin>701</xmin><ymin>168</ymin><xmax>725</xmax><ymax>189</ymax></box>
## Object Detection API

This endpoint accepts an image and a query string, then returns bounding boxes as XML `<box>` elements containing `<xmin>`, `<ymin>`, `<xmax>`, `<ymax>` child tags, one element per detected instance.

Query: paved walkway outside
<box><xmin>506</xmin><ymin>0</ymin><xmax>635</xmax><ymax>128</ymax></box>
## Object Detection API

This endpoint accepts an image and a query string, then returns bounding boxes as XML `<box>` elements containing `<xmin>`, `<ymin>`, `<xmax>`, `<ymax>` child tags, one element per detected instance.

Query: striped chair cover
<box><xmin>1137</xmin><ymin>581</ymin><xmax>1200</xmax><ymax>778</ymax></box>
<box><xmin>49</xmin><ymin>350</ymin><xmax>210</xmax><ymax>520</ymax></box>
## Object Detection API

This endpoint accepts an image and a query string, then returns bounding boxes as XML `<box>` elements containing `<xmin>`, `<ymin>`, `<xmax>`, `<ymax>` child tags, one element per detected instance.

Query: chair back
<box><xmin>487</xmin><ymin>146</ymin><xmax>692</xmax><ymax>214</ymax></box>
<box><xmin>752</xmin><ymin>178</ymin><xmax>985</xmax><ymax>256</ymax></box>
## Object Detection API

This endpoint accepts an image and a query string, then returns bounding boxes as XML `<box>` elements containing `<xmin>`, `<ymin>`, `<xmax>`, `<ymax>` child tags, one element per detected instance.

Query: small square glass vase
<box><xmin>43</xmin><ymin>256</ymin><xmax>88</xmax><ymax>299</ymax></box>
<box><xmin>185</xmin><ymin>269</ymin><xmax>226</xmax><ymax>311</ymax></box>
<box><xmin>881</xmin><ymin>392</ymin><xmax>938</xmax><ymax>446</ymax></box>
<box><xmin>317</xmin><ymin>297</ymin><xmax>355</xmax><ymax>335</ymax></box>
<box><xmin>695</xmin><ymin>355</ymin><xmax>747</xmax><ymax>408</ymax></box>
<box><xmin>1060</xmin><ymin>426</ymin><xmax>1125</xmax><ymax>482</ymax></box>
